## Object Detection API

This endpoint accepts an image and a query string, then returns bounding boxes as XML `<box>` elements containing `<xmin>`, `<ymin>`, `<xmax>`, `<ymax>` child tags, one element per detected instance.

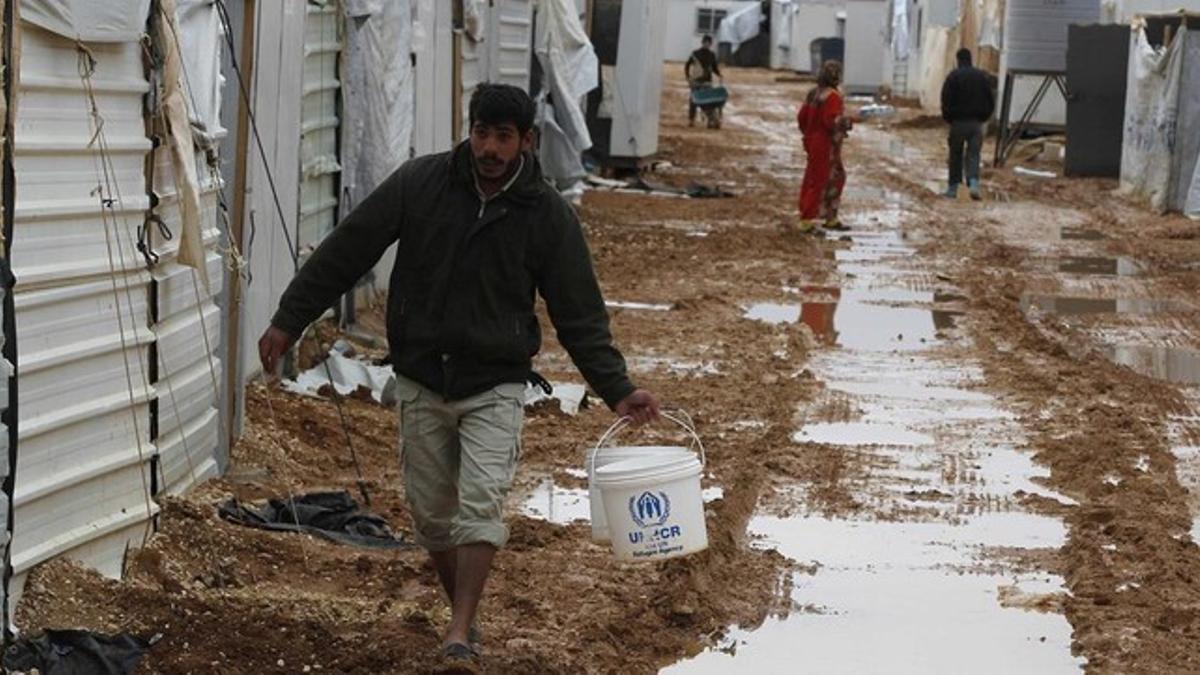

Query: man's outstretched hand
<box><xmin>615</xmin><ymin>389</ymin><xmax>660</xmax><ymax>426</ymax></box>
<box><xmin>258</xmin><ymin>325</ymin><xmax>295</xmax><ymax>378</ymax></box>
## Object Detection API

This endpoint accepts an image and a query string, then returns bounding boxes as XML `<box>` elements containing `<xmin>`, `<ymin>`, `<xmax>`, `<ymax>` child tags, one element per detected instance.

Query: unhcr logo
<box><xmin>629</xmin><ymin>490</ymin><xmax>671</xmax><ymax>528</ymax></box>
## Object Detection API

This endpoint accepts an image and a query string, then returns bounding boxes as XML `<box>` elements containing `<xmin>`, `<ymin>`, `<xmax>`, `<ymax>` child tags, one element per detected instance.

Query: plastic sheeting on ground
<box><xmin>20</xmin><ymin>0</ymin><xmax>151</xmax><ymax>42</ymax></box>
<box><xmin>534</xmin><ymin>0</ymin><xmax>598</xmax><ymax>193</ymax></box>
<box><xmin>282</xmin><ymin>347</ymin><xmax>397</xmax><ymax>406</ymax></box>
<box><xmin>218</xmin><ymin>491</ymin><xmax>412</xmax><ymax>549</ymax></box>
<box><xmin>1120</xmin><ymin>27</ymin><xmax>1200</xmax><ymax>217</ymax></box>
<box><xmin>524</xmin><ymin>381</ymin><xmax>587</xmax><ymax>416</ymax></box>
<box><xmin>3</xmin><ymin>630</ymin><xmax>156</xmax><ymax>675</ymax></box>
<box><xmin>341</xmin><ymin>0</ymin><xmax>414</xmax><ymax>213</ymax></box>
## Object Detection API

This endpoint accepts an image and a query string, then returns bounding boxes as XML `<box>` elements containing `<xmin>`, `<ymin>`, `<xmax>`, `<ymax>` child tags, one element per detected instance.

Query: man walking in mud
<box><xmin>258</xmin><ymin>84</ymin><xmax>660</xmax><ymax>669</ymax></box>
<box><xmin>940</xmin><ymin>48</ymin><xmax>995</xmax><ymax>200</ymax></box>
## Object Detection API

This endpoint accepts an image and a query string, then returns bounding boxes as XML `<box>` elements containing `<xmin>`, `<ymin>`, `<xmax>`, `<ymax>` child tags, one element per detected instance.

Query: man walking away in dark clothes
<box><xmin>940</xmin><ymin>48</ymin><xmax>995</xmax><ymax>200</ymax></box>
<box><xmin>685</xmin><ymin>34</ymin><xmax>723</xmax><ymax>127</ymax></box>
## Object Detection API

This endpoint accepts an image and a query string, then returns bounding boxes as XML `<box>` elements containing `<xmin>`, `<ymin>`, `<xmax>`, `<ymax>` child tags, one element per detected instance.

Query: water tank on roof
<box><xmin>1004</xmin><ymin>0</ymin><xmax>1100</xmax><ymax>73</ymax></box>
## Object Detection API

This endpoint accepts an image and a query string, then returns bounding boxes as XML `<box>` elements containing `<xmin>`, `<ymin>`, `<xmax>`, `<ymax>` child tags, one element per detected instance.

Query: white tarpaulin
<box><xmin>341</xmin><ymin>0</ymin><xmax>414</xmax><ymax>211</ymax></box>
<box><xmin>1119</xmin><ymin>26</ymin><xmax>1200</xmax><ymax>215</ymax></box>
<box><xmin>21</xmin><ymin>0</ymin><xmax>151</xmax><ymax>42</ymax></box>
<box><xmin>716</xmin><ymin>1</ymin><xmax>763</xmax><ymax>50</ymax></box>
<box><xmin>176</xmin><ymin>0</ymin><xmax>226</xmax><ymax>144</ymax></box>
<box><xmin>534</xmin><ymin>0</ymin><xmax>598</xmax><ymax>191</ymax></box>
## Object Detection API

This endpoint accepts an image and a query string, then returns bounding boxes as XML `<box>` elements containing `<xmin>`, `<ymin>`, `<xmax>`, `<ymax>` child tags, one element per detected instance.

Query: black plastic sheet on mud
<box><xmin>3</xmin><ymin>629</ymin><xmax>154</xmax><ymax>675</ymax></box>
<box><xmin>218</xmin><ymin>491</ymin><xmax>412</xmax><ymax>549</ymax></box>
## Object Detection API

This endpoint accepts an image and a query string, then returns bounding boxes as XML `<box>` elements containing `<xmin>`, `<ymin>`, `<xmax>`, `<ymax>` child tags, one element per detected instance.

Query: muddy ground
<box><xmin>16</xmin><ymin>66</ymin><xmax>1200</xmax><ymax>673</ymax></box>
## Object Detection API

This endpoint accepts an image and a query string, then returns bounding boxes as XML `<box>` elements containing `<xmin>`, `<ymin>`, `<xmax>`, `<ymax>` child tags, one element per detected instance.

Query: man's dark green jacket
<box><xmin>271</xmin><ymin>142</ymin><xmax>635</xmax><ymax>408</ymax></box>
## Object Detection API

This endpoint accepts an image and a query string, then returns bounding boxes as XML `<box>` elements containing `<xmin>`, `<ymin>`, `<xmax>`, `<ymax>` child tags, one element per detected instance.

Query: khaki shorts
<box><xmin>395</xmin><ymin>375</ymin><xmax>525</xmax><ymax>551</ymax></box>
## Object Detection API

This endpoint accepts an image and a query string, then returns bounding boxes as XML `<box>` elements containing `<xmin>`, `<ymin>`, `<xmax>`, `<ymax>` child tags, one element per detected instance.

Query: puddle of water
<box><xmin>826</xmin><ymin>290</ymin><xmax>941</xmax><ymax>351</ymax></box>
<box><xmin>744</xmin><ymin>303</ymin><xmax>801</xmax><ymax>325</ymax></box>
<box><xmin>971</xmin><ymin>449</ymin><xmax>1078</xmax><ymax>505</ymax></box>
<box><xmin>521</xmin><ymin>480</ymin><xmax>591</xmax><ymax>525</ymax></box>
<box><xmin>607</xmin><ymin>301</ymin><xmax>673</xmax><ymax>311</ymax></box>
<box><xmin>1060</xmin><ymin>226</ymin><xmax>1105</xmax><ymax>241</ymax></box>
<box><xmin>828</xmin><ymin>379</ymin><xmax>992</xmax><ymax>402</ymax></box>
<box><xmin>666</xmin><ymin>514</ymin><xmax>1080</xmax><ymax>675</ymax></box>
<box><xmin>629</xmin><ymin>356</ymin><xmax>722</xmax><ymax>377</ymax></box>
<box><xmin>794</xmin><ymin>422</ymin><xmax>934</xmax><ymax>447</ymax></box>
<box><xmin>1104</xmin><ymin>344</ymin><xmax>1200</xmax><ymax>386</ymax></box>
<box><xmin>1022</xmin><ymin>295</ymin><xmax>1173</xmax><ymax>317</ymax></box>
<box><xmin>1057</xmin><ymin>256</ymin><xmax>1141</xmax><ymax>277</ymax></box>
<box><xmin>1172</xmin><ymin>445</ymin><xmax>1200</xmax><ymax>541</ymax></box>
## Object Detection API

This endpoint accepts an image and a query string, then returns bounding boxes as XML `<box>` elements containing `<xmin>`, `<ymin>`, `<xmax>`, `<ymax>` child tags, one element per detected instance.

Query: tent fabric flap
<box><xmin>1119</xmin><ymin>26</ymin><xmax>1185</xmax><ymax>213</ymax></box>
<box><xmin>534</xmin><ymin>0</ymin><xmax>598</xmax><ymax>191</ymax></box>
<box><xmin>153</xmin><ymin>0</ymin><xmax>210</xmax><ymax>289</ymax></box>
<box><xmin>20</xmin><ymin>0</ymin><xmax>152</xmax><ymax>42</ymax></box>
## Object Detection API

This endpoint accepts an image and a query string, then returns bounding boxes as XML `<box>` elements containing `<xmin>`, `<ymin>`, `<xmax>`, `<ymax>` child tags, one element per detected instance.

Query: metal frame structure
<box><xmin>994</xmin><ymin>70</ymin><xmax>1067</xmax><ymax>167</ymax></box>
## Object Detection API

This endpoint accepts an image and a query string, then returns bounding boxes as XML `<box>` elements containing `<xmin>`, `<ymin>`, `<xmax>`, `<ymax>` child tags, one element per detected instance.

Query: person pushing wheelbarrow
<box><xmin>685</xmin><ymin>34</ymin><xmax>727</xmax><ymax>129</ymax></box>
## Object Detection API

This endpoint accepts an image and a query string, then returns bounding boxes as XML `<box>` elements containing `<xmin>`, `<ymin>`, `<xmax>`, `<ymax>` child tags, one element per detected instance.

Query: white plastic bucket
<box><xmin>590</xmin><ymin>412</ymin><xmax>709</xmax><ymax>562</ymax></box>
<box><xmin>587</xmin><ymin>445</ymin><xmax>691</xmax><ymax>542</ymax></box>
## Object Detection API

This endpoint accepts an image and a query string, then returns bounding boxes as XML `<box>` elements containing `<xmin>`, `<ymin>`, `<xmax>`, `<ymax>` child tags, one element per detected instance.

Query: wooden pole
<box><xmin>452</xmin><ymin>30</ymin><xmax>463</xmax><ymax>143</ymax></box>
<box><xmin>226</xmin><ymin>0</ymin><xmax>256</xmax><ymax>451</ymax></box>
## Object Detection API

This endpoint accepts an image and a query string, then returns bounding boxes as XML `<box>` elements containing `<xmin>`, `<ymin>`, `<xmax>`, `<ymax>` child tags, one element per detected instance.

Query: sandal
<box><xmin>822</xmin><ymin>220</ymin><xmax>850</xmax><ymax>231</ymax></box>
<box><xmin>436</xmin><ymin>643</ymin><xmax>481</xmax><ymax>674</ymax></box>
<box><xmin>468</xmin><ymin>625</ymin><xmax>483</xmax><ymax>654</ymax></box>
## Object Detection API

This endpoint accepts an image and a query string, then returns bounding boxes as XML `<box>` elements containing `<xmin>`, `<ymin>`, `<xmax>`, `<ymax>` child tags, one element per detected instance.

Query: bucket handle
<box><xmin>588</xmin><ymin>410</ymin><xmax>707</xmax><ymax>478</ymax></box>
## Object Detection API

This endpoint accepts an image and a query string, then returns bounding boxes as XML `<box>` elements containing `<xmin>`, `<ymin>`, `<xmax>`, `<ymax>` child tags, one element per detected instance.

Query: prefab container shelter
<box><xmin>845</xmin><ymin>0</ymin><xmax>888</xmax><ymax>92</ymax></box>
<box><xmin>4</xmin><ymin>0</ymin><xmax>228</xmax><ymax>619</ymax></box>
<box><xmin>771</xmin><ymin>0</ymin><xmax>845</xmax><ymax>73</ymax></box>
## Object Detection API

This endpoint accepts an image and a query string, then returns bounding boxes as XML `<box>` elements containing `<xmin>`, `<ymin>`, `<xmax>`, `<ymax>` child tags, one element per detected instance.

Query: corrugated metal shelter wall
<box><xmin>489</xmin><ymin>0</ymin><xmax>534</xmax><ymax>90</ymax></box>
<box><xmin>151</xmin><ymin>0</ymin><xmax>228</xmax><ymax>498</ymax></box>
<box><xmin>9</xmin><ymin>22</ymin><xmax>158</xmax><ymax>602</ymax></box>
<box><xmin>150</xmin><ymin>148</ymin><xmax>224</xmax><ymax>496</ymax></box>
<box><xmin>299</xmin><ymin>1</ymin><xmax>342</xmax><ymax>255</ymax></box>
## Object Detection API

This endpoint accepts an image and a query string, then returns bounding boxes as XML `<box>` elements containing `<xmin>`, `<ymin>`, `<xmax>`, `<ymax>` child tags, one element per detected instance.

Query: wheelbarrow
<box><xmin>690</xmin><ymin>84</ymin><xmax>727</xmax><ymax>129</ymax></box>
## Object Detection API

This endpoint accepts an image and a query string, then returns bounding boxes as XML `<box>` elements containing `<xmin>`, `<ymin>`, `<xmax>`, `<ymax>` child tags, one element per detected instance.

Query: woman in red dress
<box><xmin>797</xmin><ymin>60</ymin><xmax>852</xmax><ymax>232</ymax></box>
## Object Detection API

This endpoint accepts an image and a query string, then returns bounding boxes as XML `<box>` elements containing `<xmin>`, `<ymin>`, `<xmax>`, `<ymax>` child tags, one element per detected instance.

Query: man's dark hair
<box><xmin>469</xmin><ymin>83</ymin><xmax>536</xmax><ymax>134</ymax></box>
<box><xmin>701</xmin><ymin>34</ymin><xmax>713</xmax><ymax>45</ymax></box>
<box><xmin>956</xmin><ymin>48</ymin><xmax>972</xmax><ymax>66</ymax></box>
